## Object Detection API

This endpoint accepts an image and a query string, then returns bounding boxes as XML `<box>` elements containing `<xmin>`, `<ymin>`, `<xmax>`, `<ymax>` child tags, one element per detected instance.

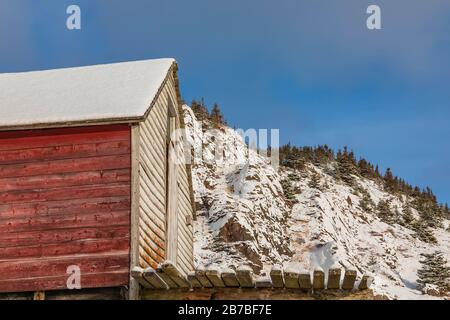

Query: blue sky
<box><xmin>0</xmin><ymin>0</ymin><xmax>449</xmax><ymax>203</ymax></box>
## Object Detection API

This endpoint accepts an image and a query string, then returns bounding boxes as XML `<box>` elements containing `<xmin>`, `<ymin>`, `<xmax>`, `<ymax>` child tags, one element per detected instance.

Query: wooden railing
<box><xmin>132</xmin><ymin>261</ymin><xmax>373</xmax><ymax>292</ymax></box>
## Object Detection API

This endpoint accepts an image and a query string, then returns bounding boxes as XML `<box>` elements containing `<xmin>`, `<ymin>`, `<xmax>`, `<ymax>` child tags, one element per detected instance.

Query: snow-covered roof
<box><xmin>0</xmin><ymin>58</ymin><xmax>176</xmax><ymax>129</ymax></box>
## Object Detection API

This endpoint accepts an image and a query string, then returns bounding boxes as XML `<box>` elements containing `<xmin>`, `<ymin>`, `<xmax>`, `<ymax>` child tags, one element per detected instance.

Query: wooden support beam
<box><xmin>187</xmin><ymin>271</ymin><xmax>202</xmax><ymax>288</ymax></box>
<box><xmin>270</xmin><ymin>266</ymin><xmax>284</xmax><ymax>288</ymax></box>
<box><xmin>284</xmin><ymin>266</ymin><xmax>300</xmax><ymax>289</ymax></box>
<box><xmin>299</xmin><ymin>270</ymin><xmax>312</xmax><ymax>291</ymax></box>
<box><xmin>342</xmin><ymin>269</ymin><xmax>357</xmax><ymax>291</ymax></box>
<box><xmin>129</xmin><ymin>124</ymin><xmax>141</xmax><ymax>300</ymax></box>
<box><xmin>141</xmin><ymin>287</ymin><xmax>376</xmax><ymax>300</ymax></box>
<box><xmin>161</xmin><ymin>261</ymin><xmax>190</xmax><ymax>288</ymax></box>
<box><xmin>236</xmin><ymin>265</ymin><xmax>254</xmax><ymax>288</ymax></box>
<box><xmin>205</xmin><ymin>267</ymin><xmax>226</xmax><ymax>288</ymax></box>
<box><xmin>313</xmin><ymin>267</ymin><xmax>325</xmax><ymax>291</ymax></box>
<box><xmin>255</xmin><ymin>276</ymin><xmax>272</xmax><ymax>288</ymax></box>
<box><xmin>221</xmin><ymin>268</ymin><xmax>240</xmax><ymax>287</ymax></box>
<box><xmin>196</xmin><ymin>266</ymin><xmax>213</xmax><ymax>288</ymax></box>
<box><xmin>358</xmin><ymin>274</ymin><xmax>374</xmax><ymax>290</ymax></box>
<box><xmin>143</xmin><ymin>267</ymin><xmax>169</xmax><ymax>290</ymax></box>
<box><xmin>327</xmin><ymin>267</ymin><xmax>341</xmax><ymax>290</ymax></box>
<box><xmin>131</xmin><ymin>266</ymin><xmax>154</xmax><ymax>289</ymax></box>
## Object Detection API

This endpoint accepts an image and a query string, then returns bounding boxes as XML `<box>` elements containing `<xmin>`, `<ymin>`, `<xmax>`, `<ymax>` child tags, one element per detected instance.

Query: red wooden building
<box><xmin>0</xmin><ymin>59</ymin><xmax>195</xmax><ymax>299</ymax></box>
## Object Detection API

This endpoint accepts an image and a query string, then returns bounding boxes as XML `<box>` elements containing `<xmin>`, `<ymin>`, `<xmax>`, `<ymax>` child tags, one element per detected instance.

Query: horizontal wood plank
<box><xmin>0</xmin><ymin>251</ymin><xmax>129</xmax><ymax>280</ymax></box>
<box><xmin>0</xmin><ymin>270</ymin><xmax>129</xmax><ymax>293</ymax></box>
<box><xmin>0</xmin><ymin>155</ymin><xmax>130</xmax><ymax>180</ymax></box>
<box><xmin>0</xmin><ymin>210</ymin><xmax>130</xmax><ymax>234</ymax></box>
<box><xmin>0</xmin><ymin>196</ymin><xmax>130</xmax><ymax>220</ymax></box>
<box><xmin>0</xmin><ymin>125</ymin><xmax>130</xmax><ymax>151</ymax></box>
<box><xmin>1</xmin><ymin>183</ymin><xmax>130</xmax><ymax>204</ymax></box>
<box><xmin>0</xmin><ymin>140</ymin><xmax>130</xmax><ymax>165</ymax></box>
<box><xmin>0</xmin><ymin>237</ymin><xmax>129</xmax><ymax>260</ymax></box>
<box><xmin>0</xmin><ymin>225</ymin><xmax>130</xmax><ymax>248</ymax></box>
<box><xmin>0</xmin><ymin>168</ymin><xmax>130</xmax><ymax>192</ymax></box>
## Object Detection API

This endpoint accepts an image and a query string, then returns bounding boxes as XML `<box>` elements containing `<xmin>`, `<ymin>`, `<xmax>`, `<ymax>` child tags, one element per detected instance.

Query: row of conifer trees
<box><xmin>190</xmin><ymin>98</ymin><xmax>227</xmax><ymax>129</ymax></box>
<box><xmin>278</xmin><ymin>144</ymin><xmax>449</xmax><ymax>243</ymax></box>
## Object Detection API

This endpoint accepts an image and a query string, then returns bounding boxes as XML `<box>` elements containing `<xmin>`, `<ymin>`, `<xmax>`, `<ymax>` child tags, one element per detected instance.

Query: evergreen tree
<box><xmin>209</xmin><ymin>103</ymin><xmax>226</xmax><ymax>128</ymax></box>
<box><xmin>281</xmin><ymin>178</ymin><xmax>298</xmax><ymax>205</ymax></box>
<box><xmin>417</xmin><ymin>251</ymin><xmax>450</xmax><ymax>293</ymax></box>
<box><xmin>412</xmin><ymin>192</ymin><xmax>443</xmax><ymax>229</ymax></box>
<box><xmin>282</xmin><ymin>149</ymin><xmax>305</xmax><ymax>170</ymax></box>
<box><xmin>376</xmin><ymin>199</ymin><xmax>395</xmax><ymax>223</ymax></box>
<box><xmin>191</xmin><ymin>98</ymin><xmax>209</xmax><ymax>123</ymax></box>
<box><xmin>357</xmin><ymin>158</ymin><xmax>372</xmax><ymax>179</ymax></box>
<box><xmin>359</xmin><ymin>190</ymin><xmax>375</xmax><ymax>213</ymax></box>
<box><xmin>413</xmin><ymin>223</ymin><xmax>438</xmax><ymax>244</ymax></box>
<box><xmin>375</xmin><ymin>165</ymin><xmax>381</xmax><ymax>179</ymax></box>
<box><xmin>401</xmin><ymin>205</ymin><xmax>415</xmax><ymax>227</ymax></box>
<box><xmin>336</xmin><ymin>146</ymin><xmax>358</xmax><ymax>185</ymax></box>
<box><xmin>287</xmin><ymin>172</ymin><xmax>300</xmax><ymax>181</ymax></box>
<box><xmin>384</xmin><ymin>168</ymin><xmax>397</xmax><ymax>193</ymax></box>
<box><xmin>308</xmin><ymin>171</ymin><xmax>321</xmax><ymax>190</ymax></box>
<box><xmin>312</xmin><ymin>145</ymin><xmax>334</xmax><ymax>166</ymax></box>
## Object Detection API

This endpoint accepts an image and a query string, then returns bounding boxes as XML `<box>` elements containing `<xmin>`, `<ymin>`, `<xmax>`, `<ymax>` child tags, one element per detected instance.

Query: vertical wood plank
<box><xmin>358</xmin><ymin>274</ymin><xmax>373</xmax><ymax>290</ymax></box>
<box><xmin>342</xmin><ymin>269</ymin><xmax>357</xmax><ymax>290</ymax></box>
<box><xmin>313</xmin><ymin>267</ymin><xmax>325</xmax><ymax>291</ymax></box>
<box><xmin>327</xmin><ymin>267</ymin><xmax>342</xmax><ymax>290</ymax></box>
<box><xmin>161</xmin><ymin>261</ymin><xmax>190</xmax><ymax>288</ymax></box>
<box><xmin>166</xmin><ymin>127</ymin><xmax>178</xmax><ymax>264</ymax></box>
<box><xmin>205</xmin><ymin>267</ymin><xmax>225</xmax><ymax>288</ymax></box>
<box><xmin>195</xmin><ymin>268</ymin><xmax>213</xmax><ymax>288</ymax></box>
<box><xmin>284</xmin><ymin>266</ymin><xmax>300</xmax><ymax>289</ymax></box>
<box><xmin>221</xmin><ymin>269</ymin><xmax>240</xmax><ymax>288</ymax></box>
<box><xmin>236</xmin><ymin>265</ymin><xmax>254</xmax><ymax>288</ymax></box>
<box><xmin>299</xmin><ymin>271</ymin><xmax>312</xmax><ymax>291</ymax></box>
<box><xmin>131</xmin><ymin>266</ymin><xmax>154</xmax><ymax>289</ymax></box>
<box><xmin>129</xmin><ymin>124</ymin><xmax>141</xmax><ymax>300</ymax></box>
<box><xmin>142</xmin><ymin>267</ymin><xmax>168</xmax><ymax>290</ymax></box>
<box><xmin>156</xmin><ymin>266</ymin><xmax>178</xmax><ymax>289</ymax></box>
<box><xmin>270</xmin><ymin>266</ymin><xmax>284</xmax><ymax>288</ymax></box>
<box><xmin>187</xmin><ymin>271</ymin><xmax>202</xmax><ymax>288</ymax></box>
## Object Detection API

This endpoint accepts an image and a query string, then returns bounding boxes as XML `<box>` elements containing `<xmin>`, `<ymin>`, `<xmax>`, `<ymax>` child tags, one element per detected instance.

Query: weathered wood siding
<box><xmin>174</xmin><ymin>117</ymin><xmax>195</xmax><ymax>276</ymax></box>
<box><xmin>136</xmin><ymin>68</ymin><xmax>194</xmax><ymax>276</ymax></box>
<box><xmin>0</xmin><ymin>125</ymin><xmax>131</xmax><ymax>293</ymax></box>
<box><xmin>137</xmin><ymin>87</ymin><xmax>168</xmax><ymax>269</ymax></box>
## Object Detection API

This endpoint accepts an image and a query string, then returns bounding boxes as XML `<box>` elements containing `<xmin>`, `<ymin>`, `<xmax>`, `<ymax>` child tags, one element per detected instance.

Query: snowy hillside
<box><xmin>182</xmin><ymin>104</ymin><xmax>450</xmax><ymax>300</ymax></box>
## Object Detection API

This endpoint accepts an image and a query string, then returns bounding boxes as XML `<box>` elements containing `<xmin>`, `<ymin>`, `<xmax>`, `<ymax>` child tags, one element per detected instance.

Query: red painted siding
<box><xmin>0</xmin><ymin>125</ymin><xmax>131</xmax><ymax>293</ymax></box>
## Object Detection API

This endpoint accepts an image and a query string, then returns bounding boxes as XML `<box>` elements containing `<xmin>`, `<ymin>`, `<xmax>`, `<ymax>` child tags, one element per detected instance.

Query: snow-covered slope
<box><xmin>184</xmin><ymin>106</ymin><xmax>291</xmax><ymax>273</ymax></box>
<box><xmin>182</xmin><ymin>105</ymin><xmax>450</xmax><ymax>299</ymax></box>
